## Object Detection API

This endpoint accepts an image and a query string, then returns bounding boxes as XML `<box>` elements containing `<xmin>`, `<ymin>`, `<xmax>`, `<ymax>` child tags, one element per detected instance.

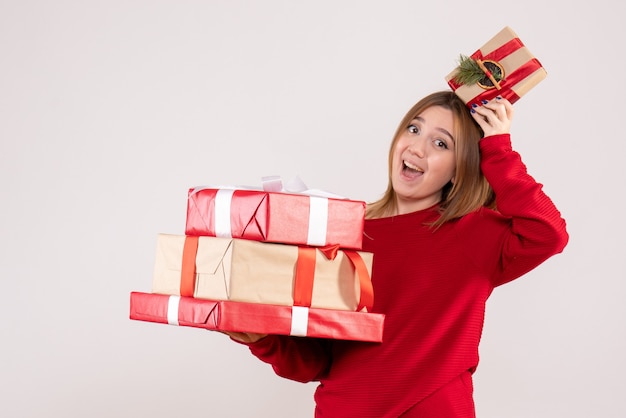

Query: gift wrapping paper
<box><xmin>445</xmin><ymin>26</ymin><xmax>547</xmax><ymax>107</ymax></box>
<box><xmin>130</xmin><ymin>292</ymin><xmax>384</xmax><ymax>342</ymax></box>
<box><xmin>185</xmin><ymin>187</ymin><xmax>366</xmax><ymax>250</ymax></box>
<box><xmin>152</xmin><ymin>234</ymin><xmax>374</xmax><ymax>312</ymax></box>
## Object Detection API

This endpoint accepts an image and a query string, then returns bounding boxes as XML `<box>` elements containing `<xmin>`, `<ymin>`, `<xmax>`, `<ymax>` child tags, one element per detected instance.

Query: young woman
<box><xmin>226</xmin><ymin>91</ymin><xmax>569</xmax><ymax>417</ymax></box>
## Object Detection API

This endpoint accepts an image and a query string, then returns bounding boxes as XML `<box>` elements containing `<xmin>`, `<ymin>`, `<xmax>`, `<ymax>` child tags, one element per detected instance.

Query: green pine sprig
<box><xmin>452</xmin><ymin>54</ymin><xmax>502</xmax><ymax>86</ymax></box>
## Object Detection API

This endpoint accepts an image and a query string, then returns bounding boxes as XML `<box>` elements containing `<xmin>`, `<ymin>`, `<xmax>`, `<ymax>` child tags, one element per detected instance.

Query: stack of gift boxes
<box><xmin>130</xmin><ymin>178</ymin><xmax>385</xmax><ymax>342</ymax></box>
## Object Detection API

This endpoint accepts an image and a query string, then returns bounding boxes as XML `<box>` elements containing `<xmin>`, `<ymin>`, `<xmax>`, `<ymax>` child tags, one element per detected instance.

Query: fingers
<box><xmin>222</xmin><ymin>331</ymin><xmax>268</xmax><ymax>344</ymax></box>
<box><xmin>470</xmin><ymin>96</ymin><xmax>514</xmax><ymax>137</ymax></box>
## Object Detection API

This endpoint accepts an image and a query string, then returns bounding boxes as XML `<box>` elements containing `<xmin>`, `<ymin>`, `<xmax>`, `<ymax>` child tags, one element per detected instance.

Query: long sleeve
<box><xmin>240</xmin><ymin>335</ymin><xmax>333</xmax><ymax>383</ymax></box>
<box><xmin>473</xmin><ymin>133</ymin><xmax>569</xmax><ymax>286</ymax></box>
<box><xmin>233</xmin><ymin>134</ymin><xmax>569</xmax><ymax>417</ymax></box>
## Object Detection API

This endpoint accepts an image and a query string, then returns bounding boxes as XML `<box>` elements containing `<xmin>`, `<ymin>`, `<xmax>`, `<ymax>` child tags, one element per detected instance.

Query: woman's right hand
<box><xmin>222</xmin><ymin>331</ymin><xmax>268</xmax><ymax>344</ymax></box>
<box><xmin>471</xmin><ymin>96</ymin><xmax>514</xmax><ymax>137</ymax></box>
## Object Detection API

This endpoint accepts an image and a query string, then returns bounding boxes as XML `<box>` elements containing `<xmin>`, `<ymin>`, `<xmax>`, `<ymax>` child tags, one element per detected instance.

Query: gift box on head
<box><xmin>445</xmin><ymin>26</ymin><xmax>547</xmax><ymax>107</ymax></box>
<box><xmin>151</xmin><ymin>234</ymin><xmax>374</xmax><ymax>312</ymax></box>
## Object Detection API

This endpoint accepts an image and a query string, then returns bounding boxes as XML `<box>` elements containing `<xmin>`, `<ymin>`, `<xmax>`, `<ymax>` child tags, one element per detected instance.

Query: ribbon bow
<box><xmin>294</xmin><ymin>244</ymin><xmax>373</xmax><ymax>312</ymax></box>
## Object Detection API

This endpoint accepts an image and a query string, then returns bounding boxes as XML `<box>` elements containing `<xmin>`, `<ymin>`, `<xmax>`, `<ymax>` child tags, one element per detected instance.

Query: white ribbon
<box><xmin>167</xmin><ymin>295</ymin><xmax>180</xmax><ymax>326</ymax></box>
<box><xmin>290</xmin><ymin>306</ymin><xmax>309</xmax><ymax>337</ymax></box>
<box><xmin>190</xmin><ymin>177</ymin><xmax>345</xmax><ymax>199</ymax></box>
<box><xmin>261</xmin><ymin>175</ymin><xmax>283</xmax><ymax>192</ymax></box>
<box><xmin>214</xmin><ymin>189</ymin><xmax>235</xmax><ymax>238</ymax></box>
<box><xmin>307</xmin><ymin>196</ymin><xmax>328</xmax><ymax>246</ymax></box>
<box><xmin>191</xmin><ymin>177</ymin><xmax>346</xmax><ymax>243</ymax></box>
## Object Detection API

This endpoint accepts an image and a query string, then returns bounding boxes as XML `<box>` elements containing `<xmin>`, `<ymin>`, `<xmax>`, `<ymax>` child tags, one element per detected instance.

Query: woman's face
<box><xmin>391</xmin><ymin>105</ymin><xmax>457</xmax><ymax>215</ymax></box>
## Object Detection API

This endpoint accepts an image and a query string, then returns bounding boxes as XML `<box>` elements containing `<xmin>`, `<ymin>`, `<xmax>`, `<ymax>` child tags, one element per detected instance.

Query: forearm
<box><xmin>236</xmin><ymin>335</ymin><xmax>332</xmax><ymax>383</ymax></box>
<box><xmin>480</xmin><ymin>134</ymin><xmax>569</xmax><ymax>282</ymax></box>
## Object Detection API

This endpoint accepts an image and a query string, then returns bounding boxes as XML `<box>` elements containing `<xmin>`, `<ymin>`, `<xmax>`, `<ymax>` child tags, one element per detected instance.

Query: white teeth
<box><xmin>404</xmin><ymin>160</ymin><xmax>423</xmax><ymax>172</ymax></box>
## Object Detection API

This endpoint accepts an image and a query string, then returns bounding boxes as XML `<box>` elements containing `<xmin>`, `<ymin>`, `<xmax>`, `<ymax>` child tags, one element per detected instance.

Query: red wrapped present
<box><xmin>129</xmin><ymin>292</ymin><xmax>385</xmax><ymax>342</ymax></box>
<box><xmin>185</xmin><ymin>185</ymin><xmax>366</xmax><ymax>250</ymax></box>
<box><xmin>152</xmin><ymin>234</ymin><xmax>374</xmax><ymax>312</ymax></box>
<box><xmin>445</xmin><ymin>26</ymin><xmax>547</xmax><ymax>107</ymax></box>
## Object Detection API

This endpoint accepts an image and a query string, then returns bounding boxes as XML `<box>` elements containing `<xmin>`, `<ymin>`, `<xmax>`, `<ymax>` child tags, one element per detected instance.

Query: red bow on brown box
<box><xmin>445</xmin><ymin>26</ymin><xmax>547</xmax><ymax>107</ymax></box>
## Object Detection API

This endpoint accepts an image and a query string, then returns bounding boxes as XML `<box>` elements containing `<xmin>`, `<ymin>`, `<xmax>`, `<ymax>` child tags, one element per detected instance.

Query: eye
<box><xmin>433</xmin><ymin>139</ymin><xmax>449</xmax><ymax>149</ymax></box>
<box><xmin>407</xmin><ymin>124</ymin><xmax>419</xmax><ymax>134</ymax></box>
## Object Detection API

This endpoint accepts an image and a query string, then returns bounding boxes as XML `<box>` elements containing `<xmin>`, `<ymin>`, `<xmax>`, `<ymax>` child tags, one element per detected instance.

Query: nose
<box><xmin>407</xmin><ymin>137</ymin><xmax>426</xmax><ymax>158</ymax></box>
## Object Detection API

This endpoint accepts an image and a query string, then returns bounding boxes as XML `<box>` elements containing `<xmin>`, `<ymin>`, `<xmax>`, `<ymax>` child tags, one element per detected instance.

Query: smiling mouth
<box><xmin>403</xmin><ymin>160</ymin><xmax>424</xmax><ymax>174</ymax></box>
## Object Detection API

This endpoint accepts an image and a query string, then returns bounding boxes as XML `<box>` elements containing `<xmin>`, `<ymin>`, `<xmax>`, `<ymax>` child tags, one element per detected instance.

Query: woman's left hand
<box><xmin>222</xmin><ymin>331</ymin><xmax>268</xmax><ymax>344</ymax></box>
<box><xmin>471</xmin><ymin>96</ymin><xmax>514</xmax><ymax>137</ymax></box>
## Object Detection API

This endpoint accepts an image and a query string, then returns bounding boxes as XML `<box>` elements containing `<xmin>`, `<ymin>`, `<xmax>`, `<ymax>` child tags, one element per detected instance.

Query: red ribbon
<box><xmin>294</xmin><ymin>247</ymin><xmax>317</xmax><ymax>307</ymax></box>
<box><xmin>180</xmin><ymin>236</ymin><xmax>199</xmax><ymax>297</ymax></box>
<box><xmin>344</xmin><ymin>251</ymin><xmax>374</xmax><ymax>312</ymax></box>
<box><xmin>471</xmin><ymin>37</ymin><xmax>524</xmax><ymax>65</ymax></box>
<box><xmin>319</xmin><ymin>244</ymin><xmax>340</xmax><ymax>260</ymax></box>
<box><xmin>293</xmin><ymin>246</ymin><xmax>374</xmax><ymax>312</ymax></box>
<box><xmin>473</xmin><ymin>59</ymin><xmax>541</xmax><ymax>105</ymax></box>
<box><xmin>448</xmin><ymin>37</ymin><xmax>543</xmax><ymax>106</ymax></box>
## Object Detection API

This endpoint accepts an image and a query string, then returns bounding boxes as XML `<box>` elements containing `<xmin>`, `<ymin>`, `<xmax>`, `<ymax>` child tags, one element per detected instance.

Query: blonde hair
<box><xmin>366</xmin><ymin>91</ymin><xmax>495</xmax><ymax>225</ymax></box>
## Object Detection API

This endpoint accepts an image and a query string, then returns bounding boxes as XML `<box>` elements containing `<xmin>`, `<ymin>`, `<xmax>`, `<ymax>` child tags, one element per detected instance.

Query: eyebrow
<box><xmin>413</xmin><ymin>117</ymin><xmax>455</xmax><ymax>143</ymax></box>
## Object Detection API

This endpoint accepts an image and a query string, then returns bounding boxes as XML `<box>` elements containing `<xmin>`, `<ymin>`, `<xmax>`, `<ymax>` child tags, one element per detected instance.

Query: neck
<box><xmin>395</xmin><ymin>197</ymin><xmax>441</xmax><ymax>215</ymax></box>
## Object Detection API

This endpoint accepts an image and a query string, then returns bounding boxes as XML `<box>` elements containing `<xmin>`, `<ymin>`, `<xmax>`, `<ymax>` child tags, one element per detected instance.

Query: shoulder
<box><xmin>453</xmin><ymin>206</ymin><xmax>511</xmax><ymax>239</ymax></box>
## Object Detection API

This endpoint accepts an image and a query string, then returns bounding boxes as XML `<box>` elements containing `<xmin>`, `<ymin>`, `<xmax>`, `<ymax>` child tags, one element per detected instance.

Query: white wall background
<box><xmin>1</xmin><ymin>1</ymin><xmax>623</xmax><ymax>417</ymax></box>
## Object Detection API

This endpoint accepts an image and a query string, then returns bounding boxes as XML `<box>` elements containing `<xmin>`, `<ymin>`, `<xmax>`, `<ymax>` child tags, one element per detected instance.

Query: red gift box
<box><xmin>129</xmin><ymin>291</ymin><xmax>385</xmax><ymax>342</ymax></box>
<box><xmin>185</xmin><ymin>187</ymin><xmax>366</xmax><ymax>250</ymax></box>
<box><xmin>445</xmin><ymin>26</ymin><xmax>547</xmax><ymax>107</ymax></box>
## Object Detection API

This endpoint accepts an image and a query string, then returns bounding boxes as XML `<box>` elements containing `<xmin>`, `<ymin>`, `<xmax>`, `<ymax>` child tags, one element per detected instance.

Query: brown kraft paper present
<box><xmin>152</xmin><ymin>234</ymin><xmax>374</xmax><ymax>312</ymax></box>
